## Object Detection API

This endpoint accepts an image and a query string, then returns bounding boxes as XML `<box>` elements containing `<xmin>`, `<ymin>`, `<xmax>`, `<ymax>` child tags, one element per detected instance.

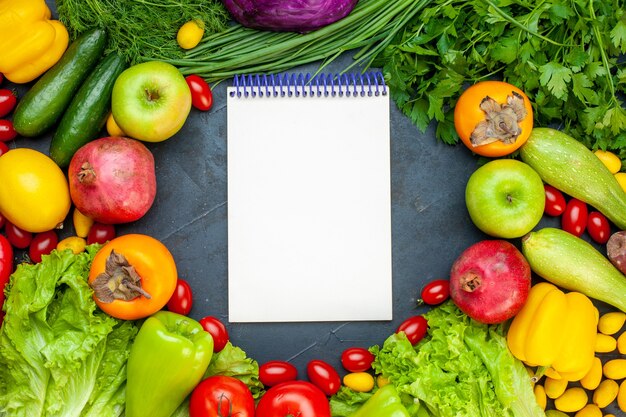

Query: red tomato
<box><xmin>0</xmin><ymin>234</ymin><xmax>14</xmax><ymax>311</ymax></box>
<box><xmin>5</xmin><ymin>222</ymin><xmax>32</xmax><ymax>249</ymax></box>
<box><xmin>0</xmin><ymin>141</ymin><xmax>10</xmax><ymax>157</ymax></box>
<box><xmin>185</xmin><ymin>75</ymin><xmax>213</xmax><ymax>111</ymax></box>
<box><xmin>255</xmin><ymin>381</ymin><xmax>331</xmax><ymax>417</ymax></box>
<box><xmin>587</xmin><ymin>211</ymin><xmax>611</xmax><ymax>244</ymax></box>
<box><xmin>0</xmin><ymin>120</ymin><xmax>16</xmax><ymax>142</ymax></box>
<box><xmin>29</xmin><ymin>230</ymin><xmax>58</xmax><ymax>263</ymax></box>
<box><xmin>189</xmin><ymin>375</ymin><xmax>255</xmax><ymax>417</ymax></box>
<box><xmin>420</xmin><ymin>279</ymin><xmax>450</xmax><ymax>305</ymax></box>
<box><xmin>86</xmin><ymin>223</ymin><xmax>116</xmax><ymax>245</ymax></box>
<box><xmin>0</xmin><ymin>90</ymin><xmax>17</xmax><ymax>118</ymax></box>
<box><xmin>199</xmin><ymin>316</ymin><xmax>229</xmax><ymax>352</ymax></box>
<box><xmin>306</xmin><ymin>359</ymin><xmax>340</xmax><ymax>396</ymax></box>
<box><xmin>543</xmin><ymin>184</ymin><xmax>566</xmax><ymax>216</ymax></box>
<box><xmin>259</xmin><ymin>360</ymin><xmax>298</xmax><ymax>387</ymax></box>
<box><xmin>166</xmin><ymin>278</ymin><xmax>193</xmax><ymax>315</ymax></box>
<box><xmin>562</xmin><ymin>198</ymin><xmax>588</xmax><ymax>237</ymax></box>
<box><xmin>396</xmin><ymin>315</ymin><xmax>428</xmax><ymax>345</ymax></box>
<box><xmin>340</xmin><ymin>347</ymin><xmax>375</xmax><ymax>372</ymax></box>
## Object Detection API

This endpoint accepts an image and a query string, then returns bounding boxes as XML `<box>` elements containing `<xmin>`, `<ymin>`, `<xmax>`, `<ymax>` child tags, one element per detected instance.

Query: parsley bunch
<box><xmin>375</xmin><ymin>0</ymin><xmax>626</xmax><ymax>159</ymax></box>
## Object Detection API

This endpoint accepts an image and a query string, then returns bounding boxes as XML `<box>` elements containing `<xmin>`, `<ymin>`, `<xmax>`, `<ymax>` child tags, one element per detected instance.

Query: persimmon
<box><xmin>88</xmin><ymin>234</ymin><xmax>178</xmax><ymax>320</ymax></box>
<box><xmin>454</xmin><ymin>80</ymin><xmax>533</xmax><ymax>157</ymax></box>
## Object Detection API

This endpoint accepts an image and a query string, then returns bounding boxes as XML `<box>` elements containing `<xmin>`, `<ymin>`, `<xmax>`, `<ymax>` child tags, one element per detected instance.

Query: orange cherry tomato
<box><xmin>88</xmin><ymin>234</ymin><xmax>178</xmax><ymax>320</ymax></box>
<box><xmin>454</xmin><ymin>80</ymin><xmax>533</xmax><ymax>157</ymax></box>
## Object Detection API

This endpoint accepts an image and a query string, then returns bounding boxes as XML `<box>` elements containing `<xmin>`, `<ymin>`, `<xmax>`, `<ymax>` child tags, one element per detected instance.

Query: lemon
<box><xmin>0</xmin><ymin>148</ymin><xmax>71</xmax><ymax>232</ymax></box>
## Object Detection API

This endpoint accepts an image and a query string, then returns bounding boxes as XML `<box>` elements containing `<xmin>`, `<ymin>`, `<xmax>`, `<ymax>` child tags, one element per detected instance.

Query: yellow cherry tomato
<box><xmin>106</xmin><ymin>112</ymin><xmax>126</xmax><ymax>137</ymax></box>
<box><xmin>594</xmin><ymin>150</ymin><xmax>621</xmax><ymax>174</ymax></box>
<box><xmin>342</xmin><ymin>372</ymin><xmax>375</xmax><ymax>392</ymax></box>
<box><xmin>376</xmin><ymin>374</ymin><xmax>390</xmax><ymax>388</ymax></box>
<box><xmin>57</xmin><ymin>236</ymin><xmax>87</xmax><ymax>254</ymax></box>
<box><xmin>72</xmin><ymin>207</ymin><xmax>94</xmax><ymax>238</ymax></box>
<box><xmin>0</xmin><ymin>148</ymin><xmax>70</xmax><ymax>232</ymax></box>
<box><xmin>554</xmin><ymin>387</ymin><xmax>588</xmax><ymax>413</ymax></box>
<box><xmin>614</xmin><ymin>172</ymin><xmax>626</xmax><ymax>193</ymax></box>
<box><xmin>177</xmin><ymin>19</ymin><xmax>204</xmax><ymax>49</ymax></box>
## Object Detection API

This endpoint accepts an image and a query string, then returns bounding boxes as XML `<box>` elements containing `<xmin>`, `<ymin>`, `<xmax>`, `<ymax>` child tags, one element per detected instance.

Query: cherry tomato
<box><xmin>340</xmin><ymin>347</ymin><xmax>375</xmax><ymax>372</ymax></box>
<box><xmin>255</xmin><ymin>381</ymin><xmax>331</xmax><ymax>417</ymax></box>
<box><xmin>0</xmin><ymin>234</ymin><xmax>14</xmax><ymax>314</ymax></box>
<box><xmin>306</xmin><ymin>359</ymin><xmax>341</xmax><ymax>396</ymax></box>
<box><xmin>587</xmin><ymin>211</ymin><xmax>611</xmax><ymax>244</ymax></box>
<box><xmin>28</xmin><ymin>230</ymin><xmax>59</xmax><ymax>263</ymax></box>
<box><xmin>544</xmin><ymin>184</ymin><xmax>566</xmax><ymax>216</ymax></box>
<box><xmin>5</xmin><ymin>221</ymin><xmax>32</xmax><ymax>249</ymax></box>
<box><xmin>419</xmin><ymin>279</ymin><xmax>450</xmax><ymax>305</ymax></box>
<box><xmin>185</xmin><ymin>75</ymin><xmax>213</xmax><ymax>111</ymax></box>
<box><xmin>199</xmin><ymin>316</ymin><xmax>229</xmax><ymax>352</ymax></box>
<box><xmin>0</xmin><ymin>90</ymin><xmax>17</xmax><ymax>118</ymax></box>
<box><xmin>454</xmin><ymin>81</ymin><xmax>533</xmax><ymax>157</ymax></box>
<box><xmin>189</xmin><ymin>375</ymin><xmax>255</xmax><ymax>417</ymax></box>
<box><xmin>86</xmin><ymin>222</ymin><xmax>116</xmax><ymax>245</ymax></box>
<box><xmin>259</xmin><ymin>360</ymin><xmax>298</xmax><ymax>387</ymax></box>
<box><xmin>561</xmin><ymin>198</ymin><xmax>588</xmax><ymax>237</ymax></box>
<box><xmin>0</xmin><ymin>120</ymin><xmax>16</xmax><ymax>142</ymax></box>
<box><xmin>396</xmin><ymin>315</ymin><xmax>428</xmax><ymax>345</ymax></box>
<box><xmin>166</xmin><ymin>278</ymin><xmax>193</xmax><ymax>315</ymax></box>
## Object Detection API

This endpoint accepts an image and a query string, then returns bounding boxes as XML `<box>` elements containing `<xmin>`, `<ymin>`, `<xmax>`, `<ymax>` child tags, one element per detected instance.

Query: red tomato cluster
<box><xmin>543</xmin><ymin>184</ymin><xmax>612</xmax><ymax>244</ymax></box>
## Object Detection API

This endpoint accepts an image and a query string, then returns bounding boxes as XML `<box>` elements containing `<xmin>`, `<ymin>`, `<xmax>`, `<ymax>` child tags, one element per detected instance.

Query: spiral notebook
<box><xmin>227</xmin><ymin>72</ymin><xmax>392</xmax><ymax>322</ymax></box>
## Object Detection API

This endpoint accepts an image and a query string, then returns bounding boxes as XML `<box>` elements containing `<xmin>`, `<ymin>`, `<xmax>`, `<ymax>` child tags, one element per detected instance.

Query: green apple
<box><xmin>111</xmin><ymin>61</ymin><xmax>191</xmax><ymax>142</ymax></box>
<box><xmin>465</xmin><ymin>159</ymin><xmax>545</xmax><ymax>238</ymax></box>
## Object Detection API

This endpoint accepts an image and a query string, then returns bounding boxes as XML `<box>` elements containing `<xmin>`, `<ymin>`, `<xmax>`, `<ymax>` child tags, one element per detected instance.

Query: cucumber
<box><xmin>520</xmin><ymin>127</ymin><xmax>626</xmax><ymax>230</ymax></box>
<box><xmin>522</xmin><ymin>227</ymin><xmax>626</xmax><ymax>312</ymax></box>
<box><xmin>13</xmin><ymin>28</ymin><xmax>107</xmax><ymax>137</ymax></box>
<box><xmin>50</xmin><ymin>52</ymin><xmax>127</xmax><ymax>167</ymax></box>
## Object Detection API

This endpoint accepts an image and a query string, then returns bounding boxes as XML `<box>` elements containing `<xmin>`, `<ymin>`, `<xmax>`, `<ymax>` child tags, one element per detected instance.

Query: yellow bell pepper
<box><xmin>507</xmin><ymin>282</ymin><xmax>598</xmax><ymax>382</ymax></box>
<box><xmin>0</xmin><ymin>0</ymin><xmax>69</xmax><ymax>83</ymax></box>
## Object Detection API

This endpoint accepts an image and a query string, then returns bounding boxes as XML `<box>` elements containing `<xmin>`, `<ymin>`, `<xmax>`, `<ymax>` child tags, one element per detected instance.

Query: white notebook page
<box><xmin>227</xmin><ymin>76</ymin><xmax>392</xmax><ymax>322</ymax></box>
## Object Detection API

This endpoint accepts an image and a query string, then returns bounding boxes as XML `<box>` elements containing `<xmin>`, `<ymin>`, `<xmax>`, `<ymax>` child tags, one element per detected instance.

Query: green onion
<box><xmin>161</xmin><ymin>0</ymin><xmax>430</xmax><ymax>82</ymax></box>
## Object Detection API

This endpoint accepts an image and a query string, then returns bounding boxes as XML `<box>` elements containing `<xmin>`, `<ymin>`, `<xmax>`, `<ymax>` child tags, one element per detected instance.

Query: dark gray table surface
<box><xmin>11</xmin><ymin>3</ymin><xmax>617</xmax><ymax>411</ymax></box>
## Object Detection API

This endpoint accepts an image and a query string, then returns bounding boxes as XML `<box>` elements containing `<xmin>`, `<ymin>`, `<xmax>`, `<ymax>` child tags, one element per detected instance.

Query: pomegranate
<box><xmin>449</xmin><ymin>240</ymin><xmax>531</xmax><ymax>324</ymax></box>
<box><xmin>68</xmin><ymin>137</ymin><xmax>157</xmax><ymax>224</ymax></box>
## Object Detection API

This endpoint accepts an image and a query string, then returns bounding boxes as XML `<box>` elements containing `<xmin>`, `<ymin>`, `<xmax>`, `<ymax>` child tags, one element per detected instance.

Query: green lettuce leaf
<box><xmin>371</xmin><ymin>301</ymin><xmax>544</xmax><ymax>417</ymax></box>
<box><xmin>0</xmin><ymin>246</ymin><xmax>137</xmax><ymax>417</ymax></box>
<box><xmin>204</xmin><ymin>342</ymin><xmax>264</xmax><ymax>398</ymax></box>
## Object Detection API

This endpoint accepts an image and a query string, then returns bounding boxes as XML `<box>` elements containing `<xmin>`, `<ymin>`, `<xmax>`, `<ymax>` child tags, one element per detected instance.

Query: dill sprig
<box><xmin>55</xmin><ymin>0</ymin><xmax>230</xmax><ymax>65</ymax></box>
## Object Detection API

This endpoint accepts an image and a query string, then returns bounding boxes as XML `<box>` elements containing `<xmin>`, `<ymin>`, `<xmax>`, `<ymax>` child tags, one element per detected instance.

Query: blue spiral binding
<box><xmin>230</xmin><ymin>72</ymin><xmax>387</xmax><ymax>98</ymax></box>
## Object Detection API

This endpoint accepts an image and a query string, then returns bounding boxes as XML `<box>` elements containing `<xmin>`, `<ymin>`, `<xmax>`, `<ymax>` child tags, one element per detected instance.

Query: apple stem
<box><xmin>77</xmin><ymin>162</ymin><xmax>96</xmax><ymax>185</ymax></box>
<box><xmin>461</xmin><ymin>272</ymin><xmax>481</xmax><ymax>292</ymax></box>
<box><xmin>144</xmin><ymin>88</ymin><xmax>160</xmax><ymax>102</ymax></box>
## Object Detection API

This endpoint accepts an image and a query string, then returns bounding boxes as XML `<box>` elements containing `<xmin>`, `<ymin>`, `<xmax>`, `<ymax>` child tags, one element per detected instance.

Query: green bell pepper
<box><xmin>349</xmin><ymin>384</ymin><xmax>411</xmax><ymax>417</ymax></box>
<box><xmin>125</xmin><ymin>311</ymin><xmax>214</xmax><ymax>417</ymax></box>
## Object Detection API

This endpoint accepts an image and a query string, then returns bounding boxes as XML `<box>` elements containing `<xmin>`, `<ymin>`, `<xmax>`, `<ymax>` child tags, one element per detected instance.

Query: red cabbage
<box><xmin>222</xmin><ymin>0</ymin><xmax>360</xmax><ymax>32</ymax></box>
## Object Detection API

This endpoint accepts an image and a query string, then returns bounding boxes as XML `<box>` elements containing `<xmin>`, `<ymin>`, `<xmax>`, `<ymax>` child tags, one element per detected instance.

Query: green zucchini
<box><xmin>520</xmin><ymin>127</ymin><xmax>626</xmax><ymax>230</ymax></box>
<box><xmin>50</xmin><ymin>52</ymin><xmax>127</xmax><ymax>167</ymax></box>
<box><xmin>13</xmin><ymin>28</ymin><xmax>107</xmax><ymax>137</ymax></box>
<box><xmin>522</xmin><ymin>227</ymin><xmax>626</xmax><ymax>312</ymax></box>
